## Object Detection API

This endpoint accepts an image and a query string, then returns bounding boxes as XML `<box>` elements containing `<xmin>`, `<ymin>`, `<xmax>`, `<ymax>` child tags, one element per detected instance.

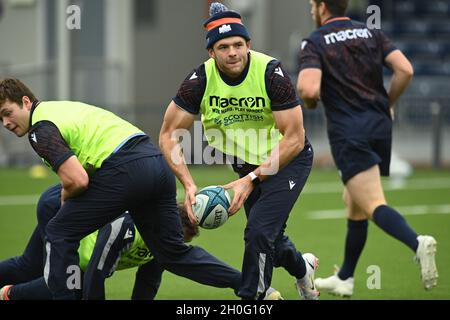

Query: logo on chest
<box><xmin>209</xmin><ymin>96</ymin><xmax>266</xmax><ymax>109</ymax></box>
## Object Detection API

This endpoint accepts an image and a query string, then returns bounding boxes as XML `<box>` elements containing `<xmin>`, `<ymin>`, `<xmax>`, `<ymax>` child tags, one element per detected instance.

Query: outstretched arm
<box><xmin>159</xmin><ymin>102</ymin><xmax>198</xmax><ymax>224</ymax></box>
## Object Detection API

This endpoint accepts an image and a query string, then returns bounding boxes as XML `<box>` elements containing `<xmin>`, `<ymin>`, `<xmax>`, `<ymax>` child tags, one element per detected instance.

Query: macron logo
<box><xmin>324</xmin><ymin>28</ymin><xmax>373</xmax><ymax>45</ymax></box>
<box><xmin>274</xmin><ymin>67</ymin><xmax>285</xmax><ymax>77</ymax></box>
<box><xmin>189</xmin><ymin>72</ymin><xmax>198</xmax><ymax>80</ymax></box>
<box><xmin>30</xmin><ymin>132</ymin><xmax>37</xmax><ymax>143</ymax></box>
<box><xmin>124</xmin><ymin>229</ymin><xmax>133</xmax><ymax>240</ymax></box>
<box><xmin>289</xmin><ymin>180</ymin><xmax>296</xmax><ymax>190</ymax></box>
<box><xmin>219</xmin><ymin>24</ymin><xmax>232</xmax><ymax>34</ymax></box>
<box><xmin>301</xmin><ymin>40</ymin><xmax>308</xmax><ymax>50</ymax></box>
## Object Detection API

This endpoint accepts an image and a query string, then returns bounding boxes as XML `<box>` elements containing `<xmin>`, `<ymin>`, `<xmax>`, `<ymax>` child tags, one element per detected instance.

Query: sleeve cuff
<box><xmin>52</xmin><ymin>151</ymin><xmax>75</xmax><ymax>173</ymax></box>
<box><xmin>383</xmin><ymin>46</ymin><xmax>398</xmax><ymax>59</ymax></box>
<box><xmin>299</xmin><ymin>64</ymin><xmax>322</xmax><ymax>71</ymax></box>
<box><xmin>271</xmin><ymin>99</ymin><xmax>301</xmax><ymax>111</ymax></box>
<box><xmin>172</xmin><ymin>97</ymin><xmax>200</xmax><ymax>115</ymax></box>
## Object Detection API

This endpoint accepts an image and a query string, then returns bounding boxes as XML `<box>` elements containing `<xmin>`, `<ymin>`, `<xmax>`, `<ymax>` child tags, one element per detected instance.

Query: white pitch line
<box><xmin>181</xmin><ymin>177</ymin><xmax>450</xmax><ymax>196</ymax></box>
<box><xmin>0</xmin><ymin>195</ymin><xmax>40</xmax><ymax>207</ymax></box>
<box><xmin>307</xmin><ymin>204</ymin><xmax>450</xmax><ymax>220</ymax></box>
<box><xmin>303</xmin><ymin>177</ymin><xmax>450</xmax><ymax>194</ymax></box>
<box><xmin>1</xmin><ymin>177</ymin><xmax>450</xmax><ymax>206</ymax></box>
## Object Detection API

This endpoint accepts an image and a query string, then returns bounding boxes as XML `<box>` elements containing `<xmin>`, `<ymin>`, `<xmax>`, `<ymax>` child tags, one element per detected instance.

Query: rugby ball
<box><xmin>193</xmin><ymin>186</ymin><xmax>231</xmax><ymax>229</ymax></box>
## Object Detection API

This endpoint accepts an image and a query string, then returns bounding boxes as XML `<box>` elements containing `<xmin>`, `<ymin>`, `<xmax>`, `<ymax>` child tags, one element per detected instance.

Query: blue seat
<box><xmin>393</xmin><ymin>1</ymin><xmax>416</xmax><ymax>16</ymax></box>
<box><xmin>442</xmin><ymin>43</ymin><xmax>450</xmax><ymax>59</ymax></box>
<box><xmin>381</xmin><ymin>21</ymin><xmax>393</xmax><ymax>36</ymax></box>
<box><xmin>424</xmin><ymin>1</ymin><xmax>450</xmax><ymax>17</ymax></box>
<box><xmin>413</xmin><ymin>61</ymin><xmax>450</xmax><ymax>76</ymax></box>
<box><xmin>429</xmin><ymin>22</ymin><xmax>450</xmax><ymax>37</ymax></box>
<box><xmin>402</xmin><ymin>41</ymin><xmax>447</xmax><ymax>60</ymax></box>
<box><xmin>392</xmin><ymin>21</ymin><xmax>430</xmax><ymax>37</ymax></box>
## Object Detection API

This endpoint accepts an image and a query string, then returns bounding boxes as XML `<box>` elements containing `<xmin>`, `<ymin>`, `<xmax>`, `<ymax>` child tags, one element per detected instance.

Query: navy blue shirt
<box><xmin>298</xmin><ymin>18</ymin><xmax>397</xmax><ymax>142</ymax></box>
<box><xmin>174</xmin><ymin>57</ymin><xmax>302</xmax><ymax>115</ymax></box>
<box><xmin>28</xmin><ymin>102</ymin><xmax>160</xmax><ymax>173</ymax></box>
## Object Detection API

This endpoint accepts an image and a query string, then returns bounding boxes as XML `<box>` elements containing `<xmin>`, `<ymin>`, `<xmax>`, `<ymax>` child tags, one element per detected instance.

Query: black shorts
<box><xmin>330</xmin><ymin>137</ymin><xmax>391</xmax><ymax>184</ymax></box>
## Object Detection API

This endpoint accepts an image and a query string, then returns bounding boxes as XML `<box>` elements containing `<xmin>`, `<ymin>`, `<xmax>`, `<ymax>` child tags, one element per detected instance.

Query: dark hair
<box><xmin>177</xmin><ymin>203</ymin><xmax>200</xmax><ymax>240</ymax></box>
<box><xmin>314</xmin><ymin>0</ymin><xmax>349</xmax><ymax>16</ymax></box>
<box><xmin>0</xmin><ymin>78</ymin><xmax>38</xmax><ymax>106</ymax></box>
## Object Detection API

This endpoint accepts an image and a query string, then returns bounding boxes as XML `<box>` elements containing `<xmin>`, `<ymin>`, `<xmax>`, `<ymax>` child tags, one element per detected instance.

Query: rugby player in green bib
<box><xmin>160</xmin><ymin>2</ymin><xmax>319</xmax><ymax>300</ymax></box>
<box><xmin>1</xmin><ymin>184</ymin><xmax>281</xmax><ymax>300</ymax></box>
<box><xmin>0</xmin><ymin>78</ymin><xmax>243</xmax><ymax>299</ymax></box>
<box><xmin>0</xmin><ymin>185</ymin><xmax>199</xmax><ymax>300</ymax></box>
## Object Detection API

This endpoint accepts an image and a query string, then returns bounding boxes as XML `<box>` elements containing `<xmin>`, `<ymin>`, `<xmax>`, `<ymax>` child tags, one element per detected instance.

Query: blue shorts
<box><xmin>330</xmin><ymin>137</ymin><xmax>391</xmax><ymax>184</ymax></box>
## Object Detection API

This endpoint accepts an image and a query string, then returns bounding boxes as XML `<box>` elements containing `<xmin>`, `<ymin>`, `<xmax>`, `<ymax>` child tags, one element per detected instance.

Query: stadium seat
<box><xmin>393</xmin><ymin>1</ymin><xmax>416</xmax><ymax>17</ymax></box>
<box><xmin>386</xmin><ymin>0</ymin><xmax>450</xmax><ymax>76</ymax></box>
<box><xmin>381</xmin><ymin>21</ymin><xmax>393</xmax><ymax>34</ymax></box>
<box><xmin>423</xmin><ymin>1</ymin><xmax>450</xmax><ymax>17</ymax></box>
<box><xmin>413</xmin><ymin>61</ymin><xmax>450</xmax><ymax>76</ymax></box>
<box><xmin>400</xmin><ymin>41</ymin><xmax>447</xmax><ymax>60</ymax></box>
<box><xmin>429</xmin><ymin>22</ymin><xmax>450</xmax><ymax>37</ymax></box>
<box><xmin>392</xmin><ymin>21</ymin><xmax>430</xmax><ymax>37</ymax></box>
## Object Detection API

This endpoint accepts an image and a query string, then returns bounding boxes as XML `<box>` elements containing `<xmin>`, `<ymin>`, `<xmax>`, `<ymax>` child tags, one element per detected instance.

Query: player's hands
<box><xmin>184</xmin><ymin>184</ymin><xmax>198</xmax><ymax>225</ymax></box>
<box><xmin>223</xmin><ymin>176</ymin><xmax>254</xmax><ymax>216</ymax></box>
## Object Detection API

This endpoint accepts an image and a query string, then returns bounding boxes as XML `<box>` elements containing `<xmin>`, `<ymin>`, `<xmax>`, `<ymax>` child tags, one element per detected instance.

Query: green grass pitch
<box><xmin>0</xmin><ymin>166</ymin><xmax>449</xmax><ymax>300</ymax></box>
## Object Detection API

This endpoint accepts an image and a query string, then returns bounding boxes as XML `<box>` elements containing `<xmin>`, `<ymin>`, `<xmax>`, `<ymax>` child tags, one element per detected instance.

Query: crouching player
<box><xmin>0</xmin><ymin>184</ymin><xmax>199</xmax><ymax>300</ymax></box>
<box><xmin>0</xmin><ymin>184</ymin><xmax>282</xmax><ymax>300</ymax></box>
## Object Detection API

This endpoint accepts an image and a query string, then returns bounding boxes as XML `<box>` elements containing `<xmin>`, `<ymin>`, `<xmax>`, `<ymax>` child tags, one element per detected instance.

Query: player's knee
<box><xmin>37</xmin><ymin>185</ymin><xmax>62</xmax><ymax>226</ymax></box>
<box><xmin>273</xmin><ymin>244</ymin><xmax>296</xmax><ymax>267</ymax></box>
<box><xmin>245</xmin><ymin>228</ymin><xmax>272</xmax><ymax>250</ymax></box>
<box><xmin>37</xmin><ymin>201</ymin><xmax>53</xmax><ymax>226</ymax></box>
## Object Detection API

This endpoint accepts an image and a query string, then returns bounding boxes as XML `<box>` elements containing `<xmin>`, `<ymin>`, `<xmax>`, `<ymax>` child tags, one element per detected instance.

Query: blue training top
<box><xmin>298</xmin><ymin>17</ymin><xmax>398</xmax><ymax>142</ymax></box>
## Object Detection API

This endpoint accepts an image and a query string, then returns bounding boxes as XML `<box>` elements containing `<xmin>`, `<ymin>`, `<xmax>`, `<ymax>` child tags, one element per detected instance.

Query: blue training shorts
<box><xmin>330</xmin><ymin>137</ymin><xmax>391</xmax><ymax>184</ymax></box>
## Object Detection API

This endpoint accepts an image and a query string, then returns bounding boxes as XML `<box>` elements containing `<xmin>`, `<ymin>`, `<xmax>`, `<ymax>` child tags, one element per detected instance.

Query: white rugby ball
<box><xmin>192</xmin><ymin>186</ymin><xmax>231</xmax><ymax>229</ymax></box>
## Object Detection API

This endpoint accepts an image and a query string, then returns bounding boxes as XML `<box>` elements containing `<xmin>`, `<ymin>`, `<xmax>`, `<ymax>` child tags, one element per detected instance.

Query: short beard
<box><xmin>315</xmin><ymin>11</ymin><xmax>322</xmax><ymax>27</ymax></box>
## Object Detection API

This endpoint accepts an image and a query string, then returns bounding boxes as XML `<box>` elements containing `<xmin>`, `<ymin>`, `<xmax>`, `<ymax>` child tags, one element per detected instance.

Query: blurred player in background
<box><xmin>297</xmin><ymin>0</ymin><xmax>438</xmax><ymax>297</ymax></box>
<box><xmin>160</xmin><ymin>2</ymin><xmax>318</xmax><ymax>300</ymax></box>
